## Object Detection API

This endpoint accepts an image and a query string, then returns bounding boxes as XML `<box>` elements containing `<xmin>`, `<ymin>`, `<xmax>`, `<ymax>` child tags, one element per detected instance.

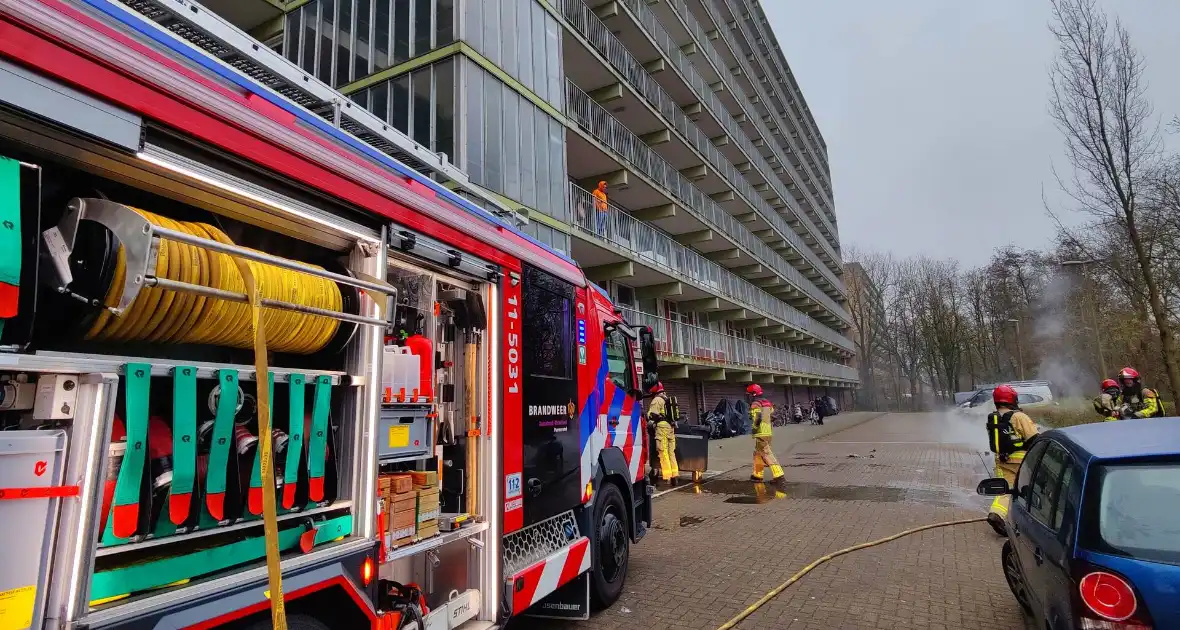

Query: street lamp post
<box><xmin>1007</xmin><ymin>318</ymin><xmax>1025</xmax><ymax>380</ymax></box>
<box><xmin>1061</xmin><ymin>259</ymin><xmax>1108</xmax><ymax>377</ymax></box>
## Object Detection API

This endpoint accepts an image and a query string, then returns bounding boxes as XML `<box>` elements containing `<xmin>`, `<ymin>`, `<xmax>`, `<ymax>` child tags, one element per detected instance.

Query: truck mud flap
<box><xmin>523</xmin><ymin>572</ymin><xmax>590</xmax><ymax>621</ymax></box>
<box><xmin>505</xmin><ymin>536</ymin><xmax>590</xmax><ymax>616</ymax></box>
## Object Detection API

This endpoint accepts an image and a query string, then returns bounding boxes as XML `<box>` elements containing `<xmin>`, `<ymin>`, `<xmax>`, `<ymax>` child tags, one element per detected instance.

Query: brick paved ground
<box><xmin>515</xmin><ymin>412</ymin><xmax>1034</xmax><ymax>630</ymax></box>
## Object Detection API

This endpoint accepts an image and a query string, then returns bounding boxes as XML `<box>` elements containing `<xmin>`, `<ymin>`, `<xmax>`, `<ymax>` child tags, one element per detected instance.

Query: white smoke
<box><xmin>1032</xmin><ymin>271</ymin><xmax>1093</xmax><ymax>399</ymax></box>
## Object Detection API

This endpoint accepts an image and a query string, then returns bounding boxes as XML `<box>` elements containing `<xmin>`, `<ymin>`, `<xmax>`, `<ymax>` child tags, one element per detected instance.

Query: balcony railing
<box><xmin>705</xmin><ymin>0</ymin><xmax>837</xmax><ymax>225</ymax></box>
<box><xmin>556</xmin><ymin>0</ymin><xmax>845</xmax><ymax>295</ymax></box>
<box><xmin>619</xmin><ymin>307</ymin><xmax>859</xmax><ymax>381</ymax></box>
<box><xmin>569</xmin><ymin>183</ymin><xmax>852</xmax><ymax>351</ymax></box>
<box><xmin>669</xmin><ymin>0</ymin><xmax>834</xmax><ymax>219</ymax></box>
<box><xmin>564</xmin><ymin>80</ymin><xmax>852</xmax><ymax>327</ymax></box>
<box><xmin>621</xmin><ymin>0</ymin><xmax>841</xmax><ymax>254</ymax></box>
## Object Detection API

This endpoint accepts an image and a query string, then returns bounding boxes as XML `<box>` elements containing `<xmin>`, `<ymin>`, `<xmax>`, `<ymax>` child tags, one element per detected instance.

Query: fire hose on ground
<box><xmin>714</xmin><ymin>516</ymin><xmax>988</xmax><ymax>630</ymax></box>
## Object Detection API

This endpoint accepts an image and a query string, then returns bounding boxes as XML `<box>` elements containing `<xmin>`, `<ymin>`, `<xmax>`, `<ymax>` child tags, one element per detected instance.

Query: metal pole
<box><xmin>1085</xmin><ymin>264</ymin><xmax>1108</xmax><ymax>376</ymax></box>
<box><xmin>1016</xmin><ymin>319</ymin><xmax>1025</xmax><ymax>380</ymax></box>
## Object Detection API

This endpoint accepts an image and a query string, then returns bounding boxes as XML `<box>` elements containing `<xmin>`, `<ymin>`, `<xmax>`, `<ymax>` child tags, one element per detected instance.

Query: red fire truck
<box><xmin>0</xmin><ymin>0</ymin><xmax>657</xmax><ymax>627</ymax></box>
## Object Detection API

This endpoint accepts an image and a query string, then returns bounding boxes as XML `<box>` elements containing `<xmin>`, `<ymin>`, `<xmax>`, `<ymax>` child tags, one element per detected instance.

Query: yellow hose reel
<box><xmin>47</xmin><ymin>198</ymin><xmax>391</xmax><ymax>353</ymax></box>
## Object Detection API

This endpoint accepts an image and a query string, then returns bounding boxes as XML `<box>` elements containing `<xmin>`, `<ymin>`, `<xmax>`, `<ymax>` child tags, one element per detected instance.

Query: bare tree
<box><xmin>1048</xmin><ymin>0</ymin><xmax>1180</xmax><ymax>397</ymax></box>
<box><xmin>845</xmin><ymin>248</ymin><xmax>893</xmax><ymax>410</ymax></box>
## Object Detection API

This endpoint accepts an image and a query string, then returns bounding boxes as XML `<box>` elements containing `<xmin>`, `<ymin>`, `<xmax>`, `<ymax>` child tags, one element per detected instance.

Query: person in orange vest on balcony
<box><xmin>747</xmin><ymin>384</ymin><xmax>785</xmax><ymax>485</ymax></box>
<box><xmin>592</xmin><ymin>180</ymin><xmax>609</xmax><ymax>237</ymax></box>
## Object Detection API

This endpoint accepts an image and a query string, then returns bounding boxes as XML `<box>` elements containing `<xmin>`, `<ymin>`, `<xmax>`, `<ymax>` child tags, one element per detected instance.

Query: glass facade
<box><xmin>461</xmin><ymin>0</ymin><xmax>563</xmax><ymax>109</ymax></box>
<box><xmin>285</xmin><ymin>0</ymin><xmax>457</xmax><ymax>87</ymax></box>
<box><xmin>462</xmin><ymin>58</ymin><xmax>567</xmax><ymax>224</ymax></box>
<box><xmin>349</xmin><ymin>57</ymin><xmax>457</xmax><ymax>160</ymax></box>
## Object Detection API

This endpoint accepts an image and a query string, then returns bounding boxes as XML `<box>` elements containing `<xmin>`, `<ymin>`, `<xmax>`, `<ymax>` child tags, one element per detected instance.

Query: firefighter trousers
<box><xmin>989</xmin><ymin>459</ymin><xmax>1022</xmax><ymax>519</ymax></box>
<box><xmin>654</xmin><ymin>421</ymin><xmax>679</xmax><ymax>481</ymax></box>
<box><xmin>752</xmin><ymin>437</ymin><xmax>784</xmax><ymax>480</ymax></box>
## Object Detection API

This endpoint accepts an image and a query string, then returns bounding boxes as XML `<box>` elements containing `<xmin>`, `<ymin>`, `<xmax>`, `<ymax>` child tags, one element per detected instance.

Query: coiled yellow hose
<box><xmin>85</xmin><ymin>208</ymin><xmax>342</xmax><ymax>354</ymax></box>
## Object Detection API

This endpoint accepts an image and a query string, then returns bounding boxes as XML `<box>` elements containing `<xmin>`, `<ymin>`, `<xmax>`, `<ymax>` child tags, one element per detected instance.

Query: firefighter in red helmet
<box><xmin>985</xmin><ymin>384</ymin><xmax>1039</xmax><ymax>536</ymax></box>
<box><xmin>1092</xmin><ymin>378</ymin><xmax>1123</xmax><ymax>422</ymax></box>
<box><xmin>1117</xmin><ymin>367</ymin><xmax>1165</xmax><ymax>418</ymax></box>
<box><xmin>646</xmin><ymin>382</ymin><xmax>679</xmax><ymax>486</ymax></box>
<box><xmin>746</xmin><ymin>383</ymin><xmax>785</xmax><ymax>484</ymax></box>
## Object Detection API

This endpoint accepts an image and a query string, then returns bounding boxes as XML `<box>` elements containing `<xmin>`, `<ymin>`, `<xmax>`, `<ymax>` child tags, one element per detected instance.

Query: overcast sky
<box><xmin>765</xmin><ymin>0</ymin><xmax>1180</xmax><ymax>266</ymax></box>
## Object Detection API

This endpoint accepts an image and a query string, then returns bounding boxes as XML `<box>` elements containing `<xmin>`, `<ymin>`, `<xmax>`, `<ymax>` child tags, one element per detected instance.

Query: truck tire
<box><xmin>589</xmin><ymin>482</ymin><xmax>629</xmax><ymax>609</ymax></box>
<box><xmin>245</xmin><ymin>613</ymin><xmax>331</xmax><ymax>630</ymax></box>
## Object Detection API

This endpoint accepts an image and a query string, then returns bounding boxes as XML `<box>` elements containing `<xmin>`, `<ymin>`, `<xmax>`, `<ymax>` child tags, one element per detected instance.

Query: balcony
<box><xmin>620</xmin><ymin>307</ymin><xmax>859</xmax><ymax>383</ymax></box>
<box><xmin>555</xmin><ymin>0</ymin><xmax>845</xmax><ymax>295</ymax></box>
<box><xmin>617</xmin><ymin>0</ymin><xmax>841</xmax><ymax>251</ymax></box>
<box><xmin>665</xmin><ymin>0</ymin><xmax>838</xmax><ymax>234</ymax></box>
<box><xmin>564</xmin><ymin>81</ymin><xmax>852</xmax><ymax>328</ymax></box>
<box><xmin>568</xmin><ymin>183</ymin><xmax>854</xmax><ymax>353</ymax></box>
<box><xmin>706</xmin><ymin>0</ymin><xmax>836</xmax><ymax>218</ymax></box>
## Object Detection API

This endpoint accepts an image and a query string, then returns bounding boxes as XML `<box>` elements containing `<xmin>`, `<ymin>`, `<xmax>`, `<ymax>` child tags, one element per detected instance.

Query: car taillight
<box><xmin>1076</xmin><ymin>569</ymin><xmax>1152</xmax><ymax>629</ymax></box>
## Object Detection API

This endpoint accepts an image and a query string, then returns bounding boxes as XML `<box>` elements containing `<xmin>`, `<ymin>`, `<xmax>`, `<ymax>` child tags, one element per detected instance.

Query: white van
<box><xmin>957</xmin><ymin>381</ymin><xmax>1055</xmax><ymax>415</ymax></box>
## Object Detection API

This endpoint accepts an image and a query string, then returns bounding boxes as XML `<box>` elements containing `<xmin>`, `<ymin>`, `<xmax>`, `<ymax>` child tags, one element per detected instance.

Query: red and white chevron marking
<box><xmin>509</xmin><ymin>537</ymin><xmax>592</xmax><ymax>615</ymax></box>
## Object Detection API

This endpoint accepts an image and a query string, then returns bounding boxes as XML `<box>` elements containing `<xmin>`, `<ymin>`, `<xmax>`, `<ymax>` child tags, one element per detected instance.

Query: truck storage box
<box><xmin>377</xmin><ymin>406</ymin><xmax>433</xmax><ymax>462</ymax></box>
<box><xmin>0</xmin><ymin>430</ymin><xmax>67</xmax><ymax>630</ymax></box>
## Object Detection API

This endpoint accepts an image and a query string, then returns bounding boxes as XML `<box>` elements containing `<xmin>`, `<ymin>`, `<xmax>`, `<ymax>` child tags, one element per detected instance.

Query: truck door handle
<box><xmin>527</xmin><ymin>478</ymin><xmax>543</xmax><ymax>497</ymax></box>
<box><xmin>1033</xmin><ymin>547</ymin><xmax>1044</xmax><ymax>565</ymax></box>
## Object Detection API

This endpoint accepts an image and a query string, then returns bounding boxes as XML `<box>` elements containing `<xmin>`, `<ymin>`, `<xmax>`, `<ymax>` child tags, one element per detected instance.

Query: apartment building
<box><xmin>171</xmin><ymin>0</ymin><xmax>858</xmax><ymax>419</ymax></box>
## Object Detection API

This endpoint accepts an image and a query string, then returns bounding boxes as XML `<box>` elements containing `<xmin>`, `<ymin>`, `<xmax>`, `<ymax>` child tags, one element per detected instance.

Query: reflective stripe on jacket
<box><xmin>751</xmin><ymin>399</ymin><xmax>774</xmax><ymax>438</ymax></box>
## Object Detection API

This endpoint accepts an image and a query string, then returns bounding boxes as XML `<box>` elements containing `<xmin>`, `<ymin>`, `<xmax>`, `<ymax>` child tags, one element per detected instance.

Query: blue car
<box><xmin>977</xmin><ymin>418</ymin><xmax>1180</xmax><ymax>629</ymax></box>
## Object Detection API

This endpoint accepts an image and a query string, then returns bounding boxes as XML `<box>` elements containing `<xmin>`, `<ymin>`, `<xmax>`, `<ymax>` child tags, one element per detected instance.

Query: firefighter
<box><xmin>747</xmin><ymin>384</ymin><xmax>785</xmax><ymax>484</ymax></box>
<box><xmin>985</xmin><ymin>384</ymin><xmax>1039</xmax><ymax>536</ymax></box>
<box><xmin>647</xmin><ymin>382</ymin><xmax>679</xmax><ymax>486</ymax></box>
<box><xmin>1117</xmin><ymin>366</ymin><xmax>1165</xmax><ymax>418</ymax></box>
<box><xmin>1092</xmin><ymin>378</ymin><xmax>1123</xmax><ymax>421</ymax></box>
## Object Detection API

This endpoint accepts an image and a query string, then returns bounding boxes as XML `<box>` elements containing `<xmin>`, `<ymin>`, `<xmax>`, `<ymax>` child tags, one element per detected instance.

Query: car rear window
<box><xmin>1082</xmin><ymin>461</ymin><xmax>1180</xmax><ymax>566</ymax></box>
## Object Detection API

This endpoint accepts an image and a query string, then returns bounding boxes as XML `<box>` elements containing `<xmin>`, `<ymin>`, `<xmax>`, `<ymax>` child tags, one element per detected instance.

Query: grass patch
<box><xmin>1025</xmin><ymin>398</ymin><xmax>1174</xmax><ymax>428</ymax></box>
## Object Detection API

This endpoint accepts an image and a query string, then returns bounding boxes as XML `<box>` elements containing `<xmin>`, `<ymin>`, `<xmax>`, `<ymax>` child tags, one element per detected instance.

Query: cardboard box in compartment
<box><xmin>378</xmin><ymin>474</ymin><xmax>414</xmax><ymax>502</ymax></box>
<box><xmin>389</xmin><ymin>496</ymin><xmax>417</xmax><ymax>547</ymax></box>
<box><xmin>409</xmin><ymin>470</ymin><xmax>437</xmax><ymax>489</ymax></box>
<box><xmin>417</xmin><ymin>520</ymin><xmax>439</xmax><ymax>540</ymax></box>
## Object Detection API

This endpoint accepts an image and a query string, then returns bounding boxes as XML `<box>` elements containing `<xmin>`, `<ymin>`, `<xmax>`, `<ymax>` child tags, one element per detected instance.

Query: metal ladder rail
<box><xmin>107</xmin><ymin>0</ymin><xmax>523</xmax><ymax>226</ymax></box>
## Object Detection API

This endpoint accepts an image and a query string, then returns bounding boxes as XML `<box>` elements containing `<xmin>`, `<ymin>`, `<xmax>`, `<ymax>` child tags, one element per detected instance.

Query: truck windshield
<box><xmin>1082</xmin><ymin>461</ymin><xmax>1180</xmax><ymax>566</ymax></box>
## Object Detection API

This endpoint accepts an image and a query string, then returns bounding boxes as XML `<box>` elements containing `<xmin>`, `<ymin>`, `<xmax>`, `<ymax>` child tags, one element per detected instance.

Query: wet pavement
<box><xmin>518</xmin><ymin>412</ymin><xmax>1034</xmax><ymax>630</ymax></box>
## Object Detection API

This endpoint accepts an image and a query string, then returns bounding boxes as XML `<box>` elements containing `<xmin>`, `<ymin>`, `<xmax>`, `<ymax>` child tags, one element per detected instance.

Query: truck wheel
<box><xmin>589</xmin><ymin>482</ymin><xmax>629</xmax><ymax>609</ymax></box>
<box><xmin>245</xmin><ymin>613</ymin><xmax>331</xmax><ymax>630</ymax></box>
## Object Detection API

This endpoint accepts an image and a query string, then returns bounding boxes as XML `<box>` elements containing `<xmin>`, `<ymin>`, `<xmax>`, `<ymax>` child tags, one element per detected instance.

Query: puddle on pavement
<box><xmin>679</xmin><ymin>515</ymin><xmax>706</xmax><ymax>527</ymax></box>
<box><xmin>699</xmin><ymin>478</ymin><xmax>975</xmax><ymax>508</ymax></box>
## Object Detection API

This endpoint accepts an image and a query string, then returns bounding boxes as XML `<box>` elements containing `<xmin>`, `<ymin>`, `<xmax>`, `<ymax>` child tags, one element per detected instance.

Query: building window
<box><xmin>394</xmin><ymin>0</ymin><xmax>410</xmax><ymax>63</ymax></box>
<box><xmin>434</xmin><ymin>57</ymin><xmax>455</xmax><ymax>161</ymax></box>
<box><xmin>437</xmin><ymin>0</ymin><xmax>454</xmax><ymax>46</ymax></box>
<box><xmin>335</xmin><ymin>0</ymin><xmax>352</xmax><ymax>86</ymax></box>
<box><xmin>413</xmin><ymin>0</ymin><xmax>432</xmax><ymax>55</ymax></box>
<box><xmin>317</xmin><ymin>0</ymin><xmax>335</xmax><ymax>84</ymax></box>
<box><xmin>354</xmin><ymin>0</ymin><xmax>372</xmax><ymax>81</ymax></box>
<box><xmin>460</xmin><ymin>0</ymin><xmax>561</xmax><ymax>108</ymax></box>
<box><xmin>353</xmin><ymin>57</ymin><xmax>456</xmax><ymax>160</ymax></box>
<box><xmin>391</xmin><ymin>74</ymin><xmax>409</xmax><ymax>133</ymax></box>
<box><xmin>374</xmin><ymin>0</ymin><xmax>390</xmax><ymax>69</ymax></box>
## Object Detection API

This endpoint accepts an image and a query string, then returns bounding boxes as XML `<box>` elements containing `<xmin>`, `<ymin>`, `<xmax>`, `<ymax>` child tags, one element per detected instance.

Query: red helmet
<box><xmin>1118</xmin><ymin>367</ymin><xmax>1141</xmax><ymax>389</ymax></box>
<box><xmin>993</xmin><ymin>385</ymin><xmax>1018</xmax><ymax>406</ymax></box>
<box><xmin>1101</xmin><ymin>378</ymin><xmax>1119</xmax><ymax>391</ymax></box>
<box><xmin>651</xmin><ymin>382</ymin><xmax>665</xmax><ymax>394</ymax></box>
<box><xmin>746</xmin><ymin>383</ymin><xmax>763</xmax><ymax>397</ymax></box>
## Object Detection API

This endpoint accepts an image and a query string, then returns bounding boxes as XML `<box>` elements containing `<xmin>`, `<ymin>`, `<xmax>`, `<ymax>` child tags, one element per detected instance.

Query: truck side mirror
<box><xmin>639</xmin><ymin>327</ymin><xmax>659</xmax><ymax>394</ymax></box>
